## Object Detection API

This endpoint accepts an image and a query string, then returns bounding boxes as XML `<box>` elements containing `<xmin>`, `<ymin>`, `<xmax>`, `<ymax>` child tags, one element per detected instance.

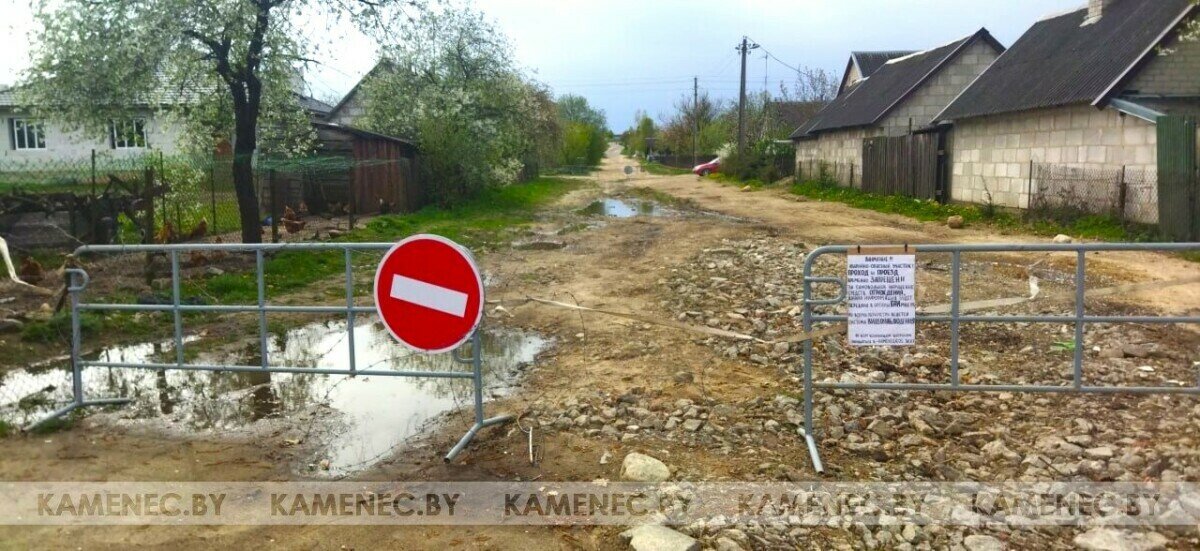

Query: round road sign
<box><xmin>373</xmin><ymin>234</ymin><xmax>484</xmax><ymax>353</ymax></box>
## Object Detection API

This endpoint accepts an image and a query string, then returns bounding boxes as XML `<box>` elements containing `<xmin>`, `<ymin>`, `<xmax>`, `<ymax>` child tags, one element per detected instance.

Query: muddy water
<box><xmin>581</xmin><ymin>198</ymin><xmax>663</xmax><ymax>218</ymax></box>
<box><xmin>1</xmin><ymin>322</ymin><xmax>547</xmax><ymax>475</ymax></box>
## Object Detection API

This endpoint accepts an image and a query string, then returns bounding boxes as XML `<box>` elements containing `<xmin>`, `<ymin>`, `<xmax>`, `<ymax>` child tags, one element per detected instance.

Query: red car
<box><xmin>692</xmin><ymin>158</ymin><xmax>720</xmax><ymax>176</ymax></box>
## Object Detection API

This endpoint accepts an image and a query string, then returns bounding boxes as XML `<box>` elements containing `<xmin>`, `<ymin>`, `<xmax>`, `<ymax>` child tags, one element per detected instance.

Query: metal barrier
<box><xmin>801</xmin><ymin>242</ymin><xmax>1200</xmax><ymax>473</ymax></box>
<box><xmin>27</xmin><ymin>242</ymin><xmax>512</xmax><ymax>462</ymax></box>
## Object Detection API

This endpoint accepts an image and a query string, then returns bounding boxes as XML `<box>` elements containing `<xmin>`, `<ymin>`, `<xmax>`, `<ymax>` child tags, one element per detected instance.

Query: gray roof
<box><xmin>296</xmin><ymin>94</ymin><xmax>333</xmax><ymax>117</ymax></box>
<box><xmin>852</xmin><ymin>51</ymin><xmax>917</xmax><ymax>79</ymax></box>
<box><xmin>937</xmin><ymin>0</ymin><xmax>1197</xmax><ymax>121</ymax></box>
<box><xmin>312</xmin><ymin>122</ymin><xmax>416</xmax><ymax>148</ymax></box>
<box><xmin>791</xmin><ymin>29</ymin><xmax>1003</xmax><ymax>138</ymax></box>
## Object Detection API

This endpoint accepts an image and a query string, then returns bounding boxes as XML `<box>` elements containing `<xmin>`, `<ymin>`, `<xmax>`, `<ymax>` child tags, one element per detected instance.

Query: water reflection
<box><xmin>580</xmin><ymin>198</ymin><xmax>663</xmax><ymax>218</ymax></box>
<box><xmin>0</xmin><ymin>321</ymin><xmax>547</xmax><ymax>475</ymax></box>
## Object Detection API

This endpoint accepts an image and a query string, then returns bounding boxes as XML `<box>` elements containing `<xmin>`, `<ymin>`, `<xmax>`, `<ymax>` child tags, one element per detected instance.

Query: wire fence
<box><xmin>0</xmin><ymin>152</ymin><xmax>423</xmax><ymax>248</ymax></box>
<box><xmin>795</xmin><ymin>159</ymin><xmax>859</xmax><ymax>188</ymax></box>
<box><xmin>1027</xmin><ymin>163</ymin><xmax>1158</xmax><ymax>226</ymax></box>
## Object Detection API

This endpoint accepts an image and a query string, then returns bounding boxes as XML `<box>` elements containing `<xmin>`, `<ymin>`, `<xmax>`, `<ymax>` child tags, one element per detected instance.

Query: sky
<box><xmin>0</xmin><ymin>0</ymin><xmax>1084</xmax><ymax>129</ymax></box>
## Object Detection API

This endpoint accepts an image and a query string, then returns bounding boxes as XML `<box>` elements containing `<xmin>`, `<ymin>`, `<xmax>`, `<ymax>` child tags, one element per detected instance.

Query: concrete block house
<box><xmin>791</xmin><ymin>29</ymin><xmax>1005</xmax><ymax>187</ymax></box>
<box><xmin>936</xmin><ymin>0</ymin><xmax>1200</xmax><ymax>223</ymax></box>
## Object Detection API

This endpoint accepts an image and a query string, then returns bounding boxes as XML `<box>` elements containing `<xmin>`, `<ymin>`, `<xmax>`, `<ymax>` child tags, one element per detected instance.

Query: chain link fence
<box><xmin>1027</xmin><ymin>163</ymin><xmax>1158</xmax><ymax>226</ymax></box>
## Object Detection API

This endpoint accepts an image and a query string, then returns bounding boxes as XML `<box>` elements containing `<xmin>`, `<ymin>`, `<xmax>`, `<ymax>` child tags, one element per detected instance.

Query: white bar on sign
<box><xmin>389</xmin><ymin>274</ymin><xmax>469</xmax><ymax>317</ymax></box>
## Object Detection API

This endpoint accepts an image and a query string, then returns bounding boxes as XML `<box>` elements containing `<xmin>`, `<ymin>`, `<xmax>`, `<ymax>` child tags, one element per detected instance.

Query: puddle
<box><xmin>0</xmin><ymin>321</ymin><xmax>548</xmax><ymax>476</ymax></box>
<box><xmin>580</xmin><ymin>198</ymin><xmax>663</xmax><ymax>218</ymax></box>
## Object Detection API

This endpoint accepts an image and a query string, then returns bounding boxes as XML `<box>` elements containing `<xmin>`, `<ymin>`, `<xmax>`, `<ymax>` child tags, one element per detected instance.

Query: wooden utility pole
<box><xmin>737</xmin><ymin>36</ymin><xmax>759</xmax><ymax>155</ymax></box>
<box><xmin>693</xmin><ymin>76</ymin><xmax>699</xmax><ymax>166</ymax></box>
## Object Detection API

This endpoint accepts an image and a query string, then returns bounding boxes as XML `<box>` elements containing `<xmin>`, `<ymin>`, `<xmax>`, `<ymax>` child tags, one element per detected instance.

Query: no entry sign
<box><xmin>373</xmin><ymin>234</ymin><xmax>485</xmax><ymax>353</ymax></box>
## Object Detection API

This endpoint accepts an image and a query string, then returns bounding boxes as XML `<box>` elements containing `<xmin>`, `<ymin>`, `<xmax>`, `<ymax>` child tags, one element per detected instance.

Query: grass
<box><xmin>641</xmin><ymin>162</ymin><xmax>691</xmax><ymax>176</ymax></box>
<box><xmin>187</xmin><ymin>176</ymin><xmax>582</xmax><ymax>305</ymax></box>
<box><xmin>788</xmin><ymin>178</ymin><xmax>1183</xmax><ymax>247</ymax></box>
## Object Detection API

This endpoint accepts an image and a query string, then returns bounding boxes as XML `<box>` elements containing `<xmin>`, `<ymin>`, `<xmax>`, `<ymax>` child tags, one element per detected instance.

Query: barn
<box><xmin>261</xmin><ymin>122</ymin><xmax>424</xmax><ymax>218</ymax></box>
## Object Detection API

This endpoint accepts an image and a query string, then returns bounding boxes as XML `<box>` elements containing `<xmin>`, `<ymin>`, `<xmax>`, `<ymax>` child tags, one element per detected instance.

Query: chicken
<box><xmin>155</xmin><ymin>222</ymin><xmax>177</xmax><ymax>244</ymax></box>
<box><xmin>283</xmin><ymin>205</ymin><xmax>298</xmax><ymax>222</ymax></box>
<box><xmin>283</xmin><ymin>218</ymin><xmax>306</xmax><ymax>234</ymax></box>
<box><xmin>186</xmin><ymin>219</ymin><xmax>208</xmax><ymax>241</ymax></box>
<box><xmin>186</xmin><ymin>250</ymin><xmax>208</xmax><ymax>267</ymax></box>
<box><xmin>18</xmin><ymin>257</ymin><xmax>44</xmax><ymax>285</ymax></box>
<box><xmin>297</xmin><ymin>201</ymin><xmax>310</xmax><ymax>216</ymax></box>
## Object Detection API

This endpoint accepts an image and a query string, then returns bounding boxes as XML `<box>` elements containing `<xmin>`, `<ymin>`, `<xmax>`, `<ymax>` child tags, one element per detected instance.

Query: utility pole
<box><xmin>693</xmin><ymin>76</ymin><xmax>699</xmax><ymax>166</ymax></box>
<box><xmin>736</xmin><ymin>36</ymin><xmax>760</xmax><ymax>155</ymax></box>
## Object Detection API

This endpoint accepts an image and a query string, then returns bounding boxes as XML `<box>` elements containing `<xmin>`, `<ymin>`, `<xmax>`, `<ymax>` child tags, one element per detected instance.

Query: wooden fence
<box><xmin>861</xmin><ymin>131</ymin><xmax>945</xmax><ymax>201</ymax></box>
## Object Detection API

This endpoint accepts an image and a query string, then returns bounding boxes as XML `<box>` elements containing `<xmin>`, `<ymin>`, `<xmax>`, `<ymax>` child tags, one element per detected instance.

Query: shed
<box><xmin>261</xmin><ymin>122</ymin><xmax>423</xmax><ymax>217</ymax></box>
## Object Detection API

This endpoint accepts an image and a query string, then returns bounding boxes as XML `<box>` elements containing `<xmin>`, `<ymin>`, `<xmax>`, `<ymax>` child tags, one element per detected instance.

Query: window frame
<box><xmin>9</xmin><ymin>118</ymin><xmax>47</xmax><ymax>151</ymax></box>
<box><xmin>110</xmin><ymin>118</ymin><xmax>149</xmax><ymax>150</ymax></box>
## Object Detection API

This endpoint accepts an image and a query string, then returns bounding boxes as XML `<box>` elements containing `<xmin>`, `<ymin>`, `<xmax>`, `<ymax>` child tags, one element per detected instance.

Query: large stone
<box><xmin>621</xmin><ymin>453</ymin><xmax>671</xmax><ymax>482</ymax></box>
<box><xmin>620</xmin><ymin>525</ymin><xmax>700</xmax><ymax>551</ymax></box>
<box><xmin>963</xmin><ymin>534</ymin><xmax>1004</xmax><ymax>551</ymax></box>
<box><xmin>1073</xmin><ymin>528</ymin><xmax>1167</xmax><ymax>551</ymax></box>
<box><xmin>947</xmin><ymin>215</ymin><xmax>965</xmax><ymax>229</ymax></box>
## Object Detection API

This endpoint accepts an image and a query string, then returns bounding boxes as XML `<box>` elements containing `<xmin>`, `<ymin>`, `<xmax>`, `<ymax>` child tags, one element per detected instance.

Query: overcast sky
<box><xmin>1</xmin><ymin>0</ymin><xmax>1083</xmax><ymax>129</ymax></box>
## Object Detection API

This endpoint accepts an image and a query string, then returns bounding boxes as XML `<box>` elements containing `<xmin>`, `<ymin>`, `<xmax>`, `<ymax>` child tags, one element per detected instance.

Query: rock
<box><xmin>1098</xmin><ymin>348</ymin><xmax>1124</xmax><ymax>359</ymax></box>
<box><xmin>681</xmin><ymin>419</ymin><xmax>704</xmax><ymax>432</ymax></box>
<box><xmin>1073</xmin><ymin>528</ymin><xmax>1167</xmax><ymax>551</ymax></box>
<box><xmin>673</xmin><ymin>371</ymin><xmax>694</xmax><ymax>384</ymax></box>
<box><xmin>0</xmin><ymin>318</ymin><xmax>24</xmax><ymax>333</ymax></box>
<box><xmin>1084</xmin><ymin>446</ymin><xmax>1115</xmax><ymax>460</ymax></box>
<box><xmin>621</xmin><ymin>453</ymin><xmax>671</xmax><ymax>482</ymax></box>
<box><xmin>1035</xmin><ymin>435</ymin><xmax>1083</xmax><ymax>458</ymax></box>
<box><xmin>1121</xmin><ymin>344</ymin><xmax>1152</xmax><ymax>359</ymax></box>
<box><xmin>204</xmin><ymin>266</ymin><xmax>225</xmax><ymax>277</ymax></box>
<box><xmin>620</xmin><ymin>525</ymin><xmax>700</xmax><ymax>551</ymax></box>
<box><xmin>963</xmin><ymin>535</ymin><xmax>1003</xmax><ymax>551</ymax></box>
<box><xmin>714</xmin><ymin>537</ymin><xmax>744</xmax><ymax>551</ymax></box>
<box><xmin>947</xmin><ymin>215</ymin><xmax>965</xmax><ymax>229</ymax></box>
<box><xmin>1053</xmin><ymin>234</ymin><xmax>1073</xmax><ymax>244</ymax></box>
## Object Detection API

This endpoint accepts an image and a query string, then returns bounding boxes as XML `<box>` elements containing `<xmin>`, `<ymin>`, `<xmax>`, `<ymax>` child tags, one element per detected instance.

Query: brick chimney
<box><xmin>1083</xmin><ymin>0</ymin><xmax>1116</xmax><ymax>26</ymax></box>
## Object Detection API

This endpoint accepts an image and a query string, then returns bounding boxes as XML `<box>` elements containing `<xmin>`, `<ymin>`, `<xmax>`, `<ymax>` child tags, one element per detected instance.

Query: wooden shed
<box><xmin>262</xmin><ymin>122</ymin><xmax>423</xmax><ymax>217</ymax></box>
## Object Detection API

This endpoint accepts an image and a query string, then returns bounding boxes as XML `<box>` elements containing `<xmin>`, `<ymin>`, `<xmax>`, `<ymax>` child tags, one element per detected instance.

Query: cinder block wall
<box><xmin>1128</xmin><ymin>26</ymin><xmax>1200</xmax><ymax>96</ymax></box>
<box><xmin>949</xmin><ymin>104</ymin><xmax>1157</xmax><ymax>214</ymax></box>
<box><xmin>879</xmin><ymin>40</ymin><xmax>1001</xmax><ymax>136</ymax></box>
<box><xmin>793</xmin><ymin>126</ymin><xmax>879</xmax><ymax>186</ymax></box>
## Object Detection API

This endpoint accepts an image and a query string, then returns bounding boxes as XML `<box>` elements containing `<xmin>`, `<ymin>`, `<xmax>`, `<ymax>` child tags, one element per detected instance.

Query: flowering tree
<box><xmin>360</xmin><ymin>8</ymin><xmax>553</xmax><ymax>205</ymax></box>
<box><xmin>20</xmin><ymin>0</ymin><xmax>423</xmax><ymax>242</ymax></box>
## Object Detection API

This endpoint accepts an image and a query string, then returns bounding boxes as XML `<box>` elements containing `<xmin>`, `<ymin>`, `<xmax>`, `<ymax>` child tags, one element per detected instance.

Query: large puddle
<box><xmin>0</xmin><ymin>321</ymin><xmax>548</xmax><ymax>476</ymax></box>
<box><xmin>580</xmin><ymin>198</ymin><xmax>663</xmax><ymax>218</ymax></box>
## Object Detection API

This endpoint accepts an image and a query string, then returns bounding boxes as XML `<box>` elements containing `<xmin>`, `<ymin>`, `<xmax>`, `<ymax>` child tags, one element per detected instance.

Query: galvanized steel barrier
<box><xmin>28</xmin><ymin>242</ymin><xmax>512</xmax><ymax>462</ymax></box>
<box><xmin>801</xmin><ymin>242</ymin><xmax>1200</xmax><ymax>474</ymax></box>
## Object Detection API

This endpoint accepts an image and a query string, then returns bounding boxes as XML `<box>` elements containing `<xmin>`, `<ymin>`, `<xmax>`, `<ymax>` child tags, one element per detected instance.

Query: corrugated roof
<box><xmin>296</xmin><ymin>94</ymin><xmax>333</xmax><ymax>116</ymax></box>
<box><xmin>791</xmin><ymin>29</ymin><xmax>1002</xmax><ymax>138</ymax></box>
<box><xmin>937</xmin><ymin>0</ymin><xmax>1196</xmax><ymax>121</ymax></box>
<box><xmin>852</xmin><ymin>51</ymin><xmax>916</xmax><ymax>78</ymax></box>
<box><xmin>313</xmin><ymin>122</ymin><xmax>416</xmax><ymax>147</ymax></box>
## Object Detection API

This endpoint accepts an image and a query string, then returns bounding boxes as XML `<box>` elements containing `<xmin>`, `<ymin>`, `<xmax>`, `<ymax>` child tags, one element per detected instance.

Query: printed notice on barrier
<box><xmin>847</xmin><ymin>254</ymin><xmax>916</xmax><ymax>346</ymax></box>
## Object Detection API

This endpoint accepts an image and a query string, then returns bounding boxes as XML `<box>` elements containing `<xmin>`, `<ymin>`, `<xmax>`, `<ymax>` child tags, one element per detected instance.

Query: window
<box><xmin>9</xmin><ymin>119</ymin><xmax>46</xmax><ymax>150</ymax></box>
<box><xmin>110</xmin><ymin>119</ymin><xmax>148</xmax><ymax>149</ymax></box>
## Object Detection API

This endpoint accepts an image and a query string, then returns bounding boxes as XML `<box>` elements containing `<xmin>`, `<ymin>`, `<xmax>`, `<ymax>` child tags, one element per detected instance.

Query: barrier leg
<box><xmin>445</xmin><ymin>330</ymin><xmax>513</xmax><ymax>462</ymax></box>
<box><xmin>23</xmin><ymin>269</ymin><xmax>130</xmax><ymax>432</ymax></box>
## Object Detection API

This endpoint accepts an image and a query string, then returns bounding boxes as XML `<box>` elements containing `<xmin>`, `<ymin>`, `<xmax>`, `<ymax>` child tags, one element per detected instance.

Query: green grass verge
<box><xmin>641</xmin><ymin>162</ymin><xmax>691</xmax><ymax>176</ymax></box>
<box><xmin>189</xmin><ymin>176</ymin><xmax>582</xmax><ymax>304</ymax></box>
<box><xmin>789</xmin><ymin>179</ymin><xmax>1180</xmax><ymax>248</ymax></box>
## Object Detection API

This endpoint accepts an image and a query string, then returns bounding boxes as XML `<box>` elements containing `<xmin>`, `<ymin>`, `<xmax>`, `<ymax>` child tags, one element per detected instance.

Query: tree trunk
<box><xmin>232</xmin><ymin>112</ymin><xmax>262</xmax><ymax>244</ymax></box>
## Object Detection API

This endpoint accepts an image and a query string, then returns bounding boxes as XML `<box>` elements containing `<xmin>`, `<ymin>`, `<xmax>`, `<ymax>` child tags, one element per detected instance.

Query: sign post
<box><xmin>373</xmin><ymin>234</ymin><xmax>512</xmax><ymax>461</ymax></box>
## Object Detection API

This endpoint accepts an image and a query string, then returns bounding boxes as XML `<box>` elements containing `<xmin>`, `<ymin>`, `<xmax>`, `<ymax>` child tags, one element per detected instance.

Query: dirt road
<box><xmin>2</xmin><ymin>145</ymin><xmax>1197</xmax><ymax>549</ymax></box>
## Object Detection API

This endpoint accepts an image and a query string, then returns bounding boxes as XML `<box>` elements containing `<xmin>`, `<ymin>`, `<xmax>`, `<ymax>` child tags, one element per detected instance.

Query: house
<box><xmin>791</xmin><ymin>29</ymin><xmax>1006</xmax><ymax>187</ymax></box>
<box><xmin>837</xmin><ymin>51</ymin><xmax>915</xmax><ymax>95</ymax></box>
<box><xmin>1</xmin><ymin>86</ymin><xmax>185</xmax><ymax>160</ymax></box>
<box><xmin>936</xmin><ymin>0</ymin><xmax>1199</xmax><ymax>224</ymax></box>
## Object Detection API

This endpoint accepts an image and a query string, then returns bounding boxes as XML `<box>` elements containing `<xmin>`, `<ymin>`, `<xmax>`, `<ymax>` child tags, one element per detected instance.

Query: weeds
<box><xmin>641</xmin><ymin>162</ymin><xmax>690</xmax><ymax>176</ymax></box>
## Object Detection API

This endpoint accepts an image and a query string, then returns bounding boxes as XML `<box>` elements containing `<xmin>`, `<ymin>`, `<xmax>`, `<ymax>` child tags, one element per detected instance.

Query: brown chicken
<box><xmin>186</xmin><ymin>219</ymin><xmax>208</xmax><ymax>241</ymax></box>
<box><xmin>18</xmin><ymin>257</ymin><xmax>44</xmax><ymax>285</ymax></box>
<box><xmin>155</xmin><ymin>222</ymin><xmax>178</xmax><ymax>244</ymax></box>
<box><xmin>297</xmin><ymin>201</ymin><xmax>310</xmax><ymax>216</ymax></box>
<box><xmin>282</xmin><ymin>205</ymin><xmax>306</xmax><ymax>234</ymax></box>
